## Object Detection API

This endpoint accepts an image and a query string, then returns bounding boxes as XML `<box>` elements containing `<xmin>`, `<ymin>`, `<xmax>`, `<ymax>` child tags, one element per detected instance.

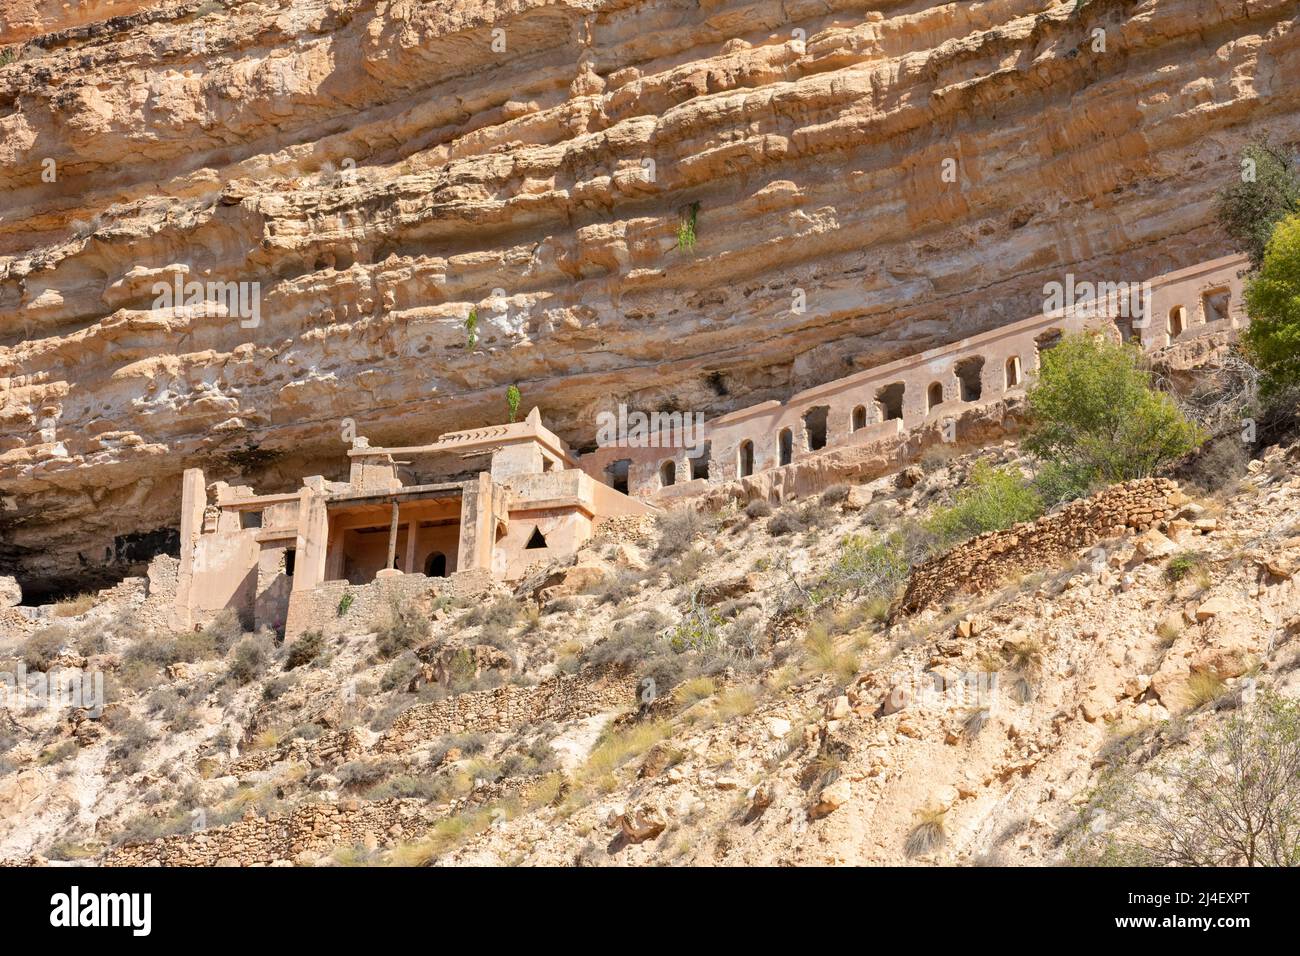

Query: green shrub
<box><xmin>375</xmin><ymin>596</ymin><xmax>431</xmax><ymax>658</ymax></box>
<box><xmin>1084</xmin><ymin>693</ymin><xmax>1300</xmax><ymax>866</ymax></box>
<box><xmin>667</xmin><ymin>548</ymin><xmax>710</xmax><ymax>588</ymax></box>
<box><xmin>284</xmin><ymin>630</ymin><xmax>324</xmax><ymax>670</ymax></box>
<box><xmin>822</xmin><ymin>532</ymin><xmax>910</xmax><ymax>603</ymax></box>
<box><xmin>1215</xmin><ymin>141</ymin><xmax>1300</xmax><ymax>270</ymax></box>
<box><xmin>21</xmin><ymin>629</ymin><xmax>67</xmax><ymax>672</ymax></box>
<box><xmin>226</xmin><ymin>633</ymin><xmax>274</xmax><ymax>685</ymax></box>
<box><xmin>1244</xmin><ymin>213</ymin><xmax>1300</xmax><ymax>397</ymax></box>
<box><xmin>203</xmin><ymin>608</ymin><xmax>245</xmax><ymax>653</ymax></box>
<box><xmin>667</xmin><ymin>603</ymin><xmax>724</xmax><ymax>653</ymax></box>
<box><xmin>653</xmin><ymin>507</ymin><xmax>711</xmax><ymax>560</ymax></box>
<box><xmin>927</xmin><ymin>461</ymin><xmax>1042</xmax><ymax>546</ymax></box>
<box><xmin>1164</xmin><ymin>550</ymin><xmax>1209</xmax><ymax>584</ymax></box>
<box><xmin>1025</xmin><ymin>334</ymin><xmax>1203</xmax><ymax>495</ymax></box>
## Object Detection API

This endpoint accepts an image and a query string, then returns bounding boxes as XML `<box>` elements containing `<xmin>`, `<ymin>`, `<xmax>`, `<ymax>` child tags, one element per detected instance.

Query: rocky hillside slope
<box><xmin>1</xmin><ymin>428</ymin><xmax>1296</xmax><ymax>866</ymax></box>
<box><xmin>2</xmin><ymin>0</ymin><xmax>1298</xmax><ymax>596</ymax></box>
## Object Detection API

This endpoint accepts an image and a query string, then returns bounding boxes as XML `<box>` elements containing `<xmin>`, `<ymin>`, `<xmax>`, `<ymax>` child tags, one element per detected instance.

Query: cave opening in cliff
<box><xmin>659</xmin><ymin>460</ymin><xmax>676</xmax><ymax>487</ymax></box>
<box><xmin>876</xmin><ymin>383</ymin><xmax>905</xmax><ymax>422</ymax></box>
<box><xmin>955</xmin><ymin>357</ymin><xmax>985</xmax><ymax>402</ymax></box>
<box><xmin>803</xmin><ymin>406</ymin><xmax>829</xmax><ymax>451</ymax></box>
<box><xmin>778</xmin><ymin>429</ymin><xmax>793</xmax><ymax>466</ymax></box>
<box><xmin>12</xmin><ymin>526</ymin><xmax>183</xmax><ymax>606</ymax></box>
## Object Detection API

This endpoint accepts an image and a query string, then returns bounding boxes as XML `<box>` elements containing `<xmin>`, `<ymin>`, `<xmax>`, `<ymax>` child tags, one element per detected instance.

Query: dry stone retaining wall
<box><xmin>899</xmin><ymin>478</ymin><xmax>1186</xmax><ymax>615</ymax></box>
<box><xmin>102</xmin><ymin>798</ymin><xmax>435</xmax><ymax>867</ymax></box>
<box><xmin>379</xmin><ymin>666</ymin><xmax>637</xmax><ymax>752</ymax></box>
<box><xmin>225</xmin><ymin>729</ymin><xmax>365</xmax><ymax>777</ymax></box>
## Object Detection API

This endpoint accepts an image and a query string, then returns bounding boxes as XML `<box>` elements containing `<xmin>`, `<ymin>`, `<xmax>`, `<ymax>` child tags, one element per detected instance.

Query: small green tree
<box><xmin>506</xmin><ymin>384</ymin><xmax>521</xmax><ymax>422</ymax></box>
<box><xmin>1215</xmin><ymin>141</ymin><xmax>1300</xmax><ymax>270</ymax></box>
<box><xmin>1024</xmin><ymin>334</ymin><xmax>1203</xmax><ymax>496</ymax></box>
<box><xmin>1244</xmin><ymin>213</ymin><xmax>1300</xmax><ymax>397</ymax></box>
<box><xmin>927</xmin><ymin>460</ymin><xmax>1042</xmax><ymax>546</ymax></box>
<box><xmin>465</xmin><ymin>307</ymin><xmax>478</xmax><ymax>349</ymax></box>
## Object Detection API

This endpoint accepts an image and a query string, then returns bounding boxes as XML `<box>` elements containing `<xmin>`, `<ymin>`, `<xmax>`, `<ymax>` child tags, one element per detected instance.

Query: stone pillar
<box><xmin>385</xmin><ymin>499</ymin><xmax>400</xmax><ymax>571</ymax></box>
<box><xmin>404</xmin><ymin>521</ymin><xmax>418</xmax><ymax>572</ymax></box>
<box><xmin>457</xmin><ymin>473</ymin><xmax>497</xmax><ymax>572</ymax></box>
<box><xmin>292</xmin><ymin>489</ymin><xmax>328</xmax><ymax>592</ymax></box>
<box><xmin>170</xmin><ymin>468</ymin><xmax>206</xmax><ymax>631</ymax></box>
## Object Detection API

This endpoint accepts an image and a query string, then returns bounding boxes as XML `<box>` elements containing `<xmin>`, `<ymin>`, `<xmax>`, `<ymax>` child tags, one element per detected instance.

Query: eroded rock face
<box><xmin>1</xmin><ymin>0</ymin><xmax>1297</xmax><ymax>595</ymax></box>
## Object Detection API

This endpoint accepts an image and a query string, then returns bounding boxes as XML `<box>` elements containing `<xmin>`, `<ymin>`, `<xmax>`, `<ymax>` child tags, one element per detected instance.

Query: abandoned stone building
<box><xmin>172</xmin><ymin>408</ymin><xmax>652</xmax><ymax>638</ymax></box>
<box><xmin>580</xmin><ymin>253</ymin><xmax>1250</xmax><ymax>499</ymax></box>
<box><xmin>171</xmin><ymin>252</ymin><xmax>1249</xmax><ymax>638</ymax></box>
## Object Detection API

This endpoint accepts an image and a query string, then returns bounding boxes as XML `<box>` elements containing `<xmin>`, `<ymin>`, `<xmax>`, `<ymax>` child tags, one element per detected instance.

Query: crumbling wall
<box><xmin>378</xmin><ymin>666</ymin><xmax>637</xmax><ymax>752</ymax></box>
<box><xmin>225</xmin><ymin>729</ymin><xmax>365</xmax><ymax>777</ymax></box>
<box><xmin>102</xmin><ymin>798</ymin><xmax>437</xmax><ymax>867</ymax></box>
<box><xmin>898</xmin><ymin>478</ymin><xmax>1187</xmax><ymax>615</ymax></box>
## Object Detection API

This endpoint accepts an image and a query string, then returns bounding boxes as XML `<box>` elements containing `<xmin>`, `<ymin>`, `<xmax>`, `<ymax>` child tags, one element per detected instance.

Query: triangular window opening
<box><xmin>526</xmin><ymin>527</ymin><xmax>548</xmax><ymax>549</ymax></box>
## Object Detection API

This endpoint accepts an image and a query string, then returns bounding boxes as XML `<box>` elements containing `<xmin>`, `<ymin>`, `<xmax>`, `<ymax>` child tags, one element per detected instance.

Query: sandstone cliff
<box><xmin>2</xmin><ymin>0</ymin><xmax>1297</xmax><ymax>595</ymax></box>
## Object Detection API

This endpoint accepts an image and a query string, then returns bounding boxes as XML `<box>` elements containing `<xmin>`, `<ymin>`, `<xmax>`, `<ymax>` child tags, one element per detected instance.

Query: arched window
<box><xmin>424</xmin><ymin>552</ymin><xmax>447</xmax><ymax>577</ymax></box>
<box><xmin>1005</xmin><ymin>356</ymin><xmax>1021</xmax><ymax>389</ymax></box>
<box><xmin>738</xmin><ymin>440</ymin><xmax>754</xmax><ymax>477</ymax></box>
<box><xmin>851</xmin><ymin>405</ymin><xmax>867</xmax><ymax>431</ymax></box>
<box><xmin>659</xmin><ymin>459</ymin><xmax>676</xmax><ymax>487</ymax></box>
<box><xmin>778</xmin><ymin>428</ymin><xmax>793</xmax><ymax>466</ymax></box>
<box><xmin>926</xmin><ymin>382</ymin><xmax>944</xmax><ymax>412</ymax></box>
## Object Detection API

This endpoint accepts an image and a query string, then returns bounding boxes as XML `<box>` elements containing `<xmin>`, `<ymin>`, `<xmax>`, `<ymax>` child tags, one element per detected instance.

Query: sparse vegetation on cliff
<box><xmin>1245</xmin><ymin>213</ymin><xmax>1300</xmax><ymax>397</ymax></box>
<box><xmin>1216</xmin><ymin>141</ymin><xmax>1300</xmax><ymax>270</ymax></box>
<box><xmin>1025</xmin><ymin>335</ymin><xmax>1204</xmax><ymax>499</ymax></box>
<box><xmin>1082</xmin><ymin>694</ymin><xmax>1300</xmax><ymax>866</ymax></box>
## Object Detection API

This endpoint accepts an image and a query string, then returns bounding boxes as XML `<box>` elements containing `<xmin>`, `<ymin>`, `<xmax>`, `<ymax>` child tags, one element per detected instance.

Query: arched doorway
<box><xmin>738</xmin><ymin>439</ymin><xmax>754</xmax><ymax>477</ymax></box>
<box><xmin>424</xmin><ymin>552</ymin><xmax>447</xmax><ymax>578</ymax></box>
